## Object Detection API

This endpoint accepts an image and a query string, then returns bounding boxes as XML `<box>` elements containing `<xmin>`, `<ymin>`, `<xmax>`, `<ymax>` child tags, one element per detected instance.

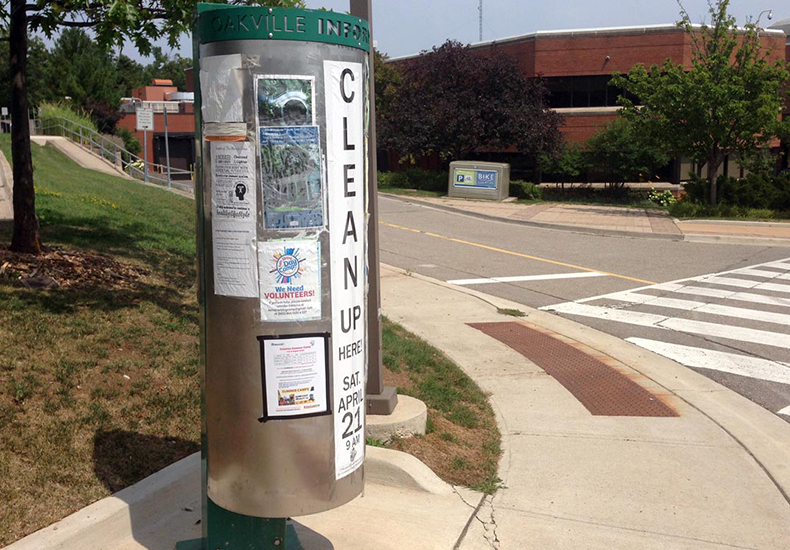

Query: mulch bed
<box><xmin>0</xmin><ymin>247</ymin><xmax>148</xmax><ymax>290</ymax></box>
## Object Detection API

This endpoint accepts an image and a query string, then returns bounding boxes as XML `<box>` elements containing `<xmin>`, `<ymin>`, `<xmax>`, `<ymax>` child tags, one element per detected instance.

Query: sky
<box><xmin>100</xmin><ymin>0</ymin><xmax>787</xmax><ymax>63</ymax></box>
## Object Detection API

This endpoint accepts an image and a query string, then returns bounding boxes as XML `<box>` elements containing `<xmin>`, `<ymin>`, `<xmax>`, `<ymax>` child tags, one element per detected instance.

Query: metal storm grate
<box><xmin>469</xmin><ymin>322</ymin><xmax>677</xmax><ymax>417</ymax></box>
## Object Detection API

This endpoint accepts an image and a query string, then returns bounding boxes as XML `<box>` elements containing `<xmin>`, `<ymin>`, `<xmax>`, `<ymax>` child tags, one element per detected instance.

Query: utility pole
<box><xmin>479</xmin><ymin>0</ymin><xmax>483</xmax><ymax>42</ymax></box>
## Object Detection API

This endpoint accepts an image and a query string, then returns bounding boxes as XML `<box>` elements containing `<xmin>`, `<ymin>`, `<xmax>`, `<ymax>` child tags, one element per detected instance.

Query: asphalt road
<box><xmin>378</xmin><ymin>195</ymin><xmax>790</xmax><ymax>422</ymax></box>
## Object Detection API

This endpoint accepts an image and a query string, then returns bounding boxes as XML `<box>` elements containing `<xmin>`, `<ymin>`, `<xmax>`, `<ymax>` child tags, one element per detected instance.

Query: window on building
<box><xmin>544</xmin><ymin>75</ymin><xmax>638</xmax><ymax>108</ymax></box>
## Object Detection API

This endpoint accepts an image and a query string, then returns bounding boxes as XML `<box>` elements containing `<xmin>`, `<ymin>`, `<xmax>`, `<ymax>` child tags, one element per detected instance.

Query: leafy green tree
<box><xmin>584</xmin><ymin>117</ymin><xmax>669</xmax><ymax>187</ymax></box>
<box><xmin>146</xmin><ymin>47</ymin><xmax>193</xmax><ymax>91</ymax></box>
<box><xmin>48</xmin><ymin>29</ymin><xmax>120</xmax><ymax>107</ymax></box>
<box><xmin>0</xmin><ymin>34</ymin><xmax>52</xmax><ymax>109</ymax></box>
<box><xmin>612</xmin><ymin>0</ymin><xmax>790</xmax><ymax>204</ymax></box>
<box><xmin>539</xmin><ymin>141</ymin><xmax>585</xmax><ymax>187</ymax></box>
<box><xmin>373</xmin><ymin>48</ymin><xmax>401</xmax><ymax>128</ymax></box>
<box><xmin>1</xmin><ymin>0</ymin><xmax>304</xmax><ymax>253</ymax></box>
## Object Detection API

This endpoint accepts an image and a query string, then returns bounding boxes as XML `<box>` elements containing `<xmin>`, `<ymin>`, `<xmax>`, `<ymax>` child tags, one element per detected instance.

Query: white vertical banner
<box><xmin>325</xmin><ymin>60</ymin><xmax>366</xmax><ymax>480</ymax></box>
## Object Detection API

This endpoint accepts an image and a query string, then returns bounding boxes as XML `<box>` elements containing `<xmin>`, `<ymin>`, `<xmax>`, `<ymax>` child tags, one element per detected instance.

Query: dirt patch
<box><xmin>0</xmin><ymin>247</ymin><xmax>148</xmax><ymax>290</ymax></box>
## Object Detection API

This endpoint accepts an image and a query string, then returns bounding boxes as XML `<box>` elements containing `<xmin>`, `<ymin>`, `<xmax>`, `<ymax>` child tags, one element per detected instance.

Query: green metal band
<box><xmin>196</xmin><ymin>4</ymin><xmax>370</xmax><ymax>52</ymax></box>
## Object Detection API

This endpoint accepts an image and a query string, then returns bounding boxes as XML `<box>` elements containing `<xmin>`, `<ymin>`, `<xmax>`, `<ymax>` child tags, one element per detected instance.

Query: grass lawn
<box><xmin>0</xmin><ymin>136</ymin><xmax>501</xmax><ymax>544</ymax></box>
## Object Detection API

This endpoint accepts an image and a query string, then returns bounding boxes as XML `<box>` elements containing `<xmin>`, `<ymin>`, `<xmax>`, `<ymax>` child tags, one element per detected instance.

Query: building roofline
<box><xmin>387</xmin><ymin>22</ymin><xmax>785</xmax><ymax>63</ymax></box>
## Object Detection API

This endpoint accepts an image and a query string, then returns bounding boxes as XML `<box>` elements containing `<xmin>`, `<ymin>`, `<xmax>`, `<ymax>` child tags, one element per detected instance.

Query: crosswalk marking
<box><xmin>447</xmin><ymin>272</ymin><xmax>606</xmax><ymax>286</ymax></box>
<box><xmin>603</xmin><ymin>293</ymin><xmax>790</xmax><ymax>326</ymax></box>
<box><xmin>541</xmin><ymin>258</ymin><xmax>790</xmax><ymax>409</ymax></box>
<box><xmin>626</xmin><ymin>338</ymin><xmax>790</xmax><ymax>385</ymax></box>
<box><xmin>700</xmin><ymin>276</ymin><xmax>790</xmax><ymax>293</ymax></box>
<box><xmin>545</xmin><ymin>302</ymin><xmax>790</xmax><ymax>348</ymax></box>
<box><xmin>731</xmin><ymin>268</ymin><xmax>790</xmax><ymax>280</ymax></box>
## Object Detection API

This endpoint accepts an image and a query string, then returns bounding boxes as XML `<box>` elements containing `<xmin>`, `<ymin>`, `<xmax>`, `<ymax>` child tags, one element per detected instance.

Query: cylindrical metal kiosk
<box><xmin>191</xmin><ymin>5</ymin><xmax>370</xmax><ymax>547</ymax></box>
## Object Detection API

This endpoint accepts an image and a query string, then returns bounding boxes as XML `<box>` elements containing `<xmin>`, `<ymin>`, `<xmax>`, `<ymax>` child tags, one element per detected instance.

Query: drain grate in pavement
<box><xmin>469</xmin><ymin>322</ymin><xmax>677</xmax><ymax>417</ymax></box>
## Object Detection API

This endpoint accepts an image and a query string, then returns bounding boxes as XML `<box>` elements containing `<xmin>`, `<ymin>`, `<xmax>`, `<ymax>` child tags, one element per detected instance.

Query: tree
<box><xmin>380</xmin><ymin>40</ymin><xmax>562</xmax><ymax>164</ymax></box>
<box><xmin>612</xmin><ymin>0</ymin><xmax>790</xmax><ymax>205</ymax></box>
<box><xmin>372</xmin><ymin>48</ymin><xmax>401</xmax><ymax>131</ymax></box>
<box><xmin>584</xmin><ymin>117</ymin><xmax>669</xmax><ymax>187</ymax></box>
<box><xmin>1</xmin><ymin>0</ymin><xmax>304</xmax><ymax>254</ymax></box>
<box><xmin>539</xmin><ymin>141</ymin><xmax>585</xmax><ymax>187</ymax></box>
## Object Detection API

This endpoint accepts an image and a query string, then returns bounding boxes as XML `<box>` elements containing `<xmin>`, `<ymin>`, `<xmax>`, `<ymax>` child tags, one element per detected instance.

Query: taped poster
<box><xmin>256</xmin><ymin>75</ymin><xmax>323</xmax><ymax>230</ymax></box>
<box><xmin>200</xmin><ymin>54</ymin><xmax>244</xmax><ymax>123</ymax></box>
<box><xmin>325</xmin><ymin>60</ymin><xmax>366</xmax><ymax>480</ymax></box>
<box><xmin>258</xmin><ymin>334</ymin><xmax>330</xmax><ymax>422</ymax></box>
<box><xmin>259</xmin><ymin>126</ymin><xmax>323</xmax><ymax>230</ymax></box>
<box><xmin>258</xmin><ymin>239</ymin><xmax>321</xmax><ymax>322</ymax></box>
<box><xmin>211</xmin><ymin>141</ymin><xmax>258</xmax><ymax>297</ymax></box>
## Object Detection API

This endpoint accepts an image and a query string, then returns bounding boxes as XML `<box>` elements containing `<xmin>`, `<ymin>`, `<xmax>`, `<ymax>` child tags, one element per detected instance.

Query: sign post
<box><xmin>136</xmin><ymin>107</ymin><xmax>154</xmax><ymax>183</ymax></box>
<box><xmin>183</xmin><ymin>4</ymin><xmax>373</xmax><ymax>549</ymax></box>
<box><xmin>164</xmin><ymin>108</ymin><xmax>172</xmax><ymax>188</ymax></box>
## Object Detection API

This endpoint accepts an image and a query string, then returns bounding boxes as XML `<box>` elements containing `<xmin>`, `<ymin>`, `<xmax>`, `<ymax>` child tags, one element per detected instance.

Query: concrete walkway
<box><xmin>391</xmin><ymin>194</ymin><xmax>790</xmax><ymax>246</ymax></box>
<box><xmin>6</xmin><ymin>265</ymin><xmax>790</xmax><ymax>549</ymax></box>
<box><xmin>382</xmin><ymin>265</ymin><xmax>790</xmax><ymax>549</ymax></box>
<box><xmin>30</xmin><ymin>136</ymin><xmax>136</xmax><ymax>180</ymax></box>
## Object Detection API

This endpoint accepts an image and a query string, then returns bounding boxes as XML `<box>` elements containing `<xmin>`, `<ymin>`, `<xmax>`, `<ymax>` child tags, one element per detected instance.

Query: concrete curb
<box><xmin>683</xmin><ymin>233</ymin><xmax>790</xmax><ymax>248</ymax></box>
<box><xmin>367</xmin><ymin>394</ymin><xmax>428</xmax><ymax>442</ymax></box>
<box><xmin>382</xmin><ymin>193</ymin><xmax>685</xmax><ymax>242</ymax></box>
<box><xmin>2</xmin><ymin>445</ymin><xmax>455</xmax><ymax>550</ymax></box>
<box><xmin>381</xmin><ymin>263</ymin><xmax>790</xmax><ymax>504</ymax></box>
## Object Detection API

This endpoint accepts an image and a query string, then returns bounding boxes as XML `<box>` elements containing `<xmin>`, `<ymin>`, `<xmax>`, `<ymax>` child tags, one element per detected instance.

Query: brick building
<box><xmin>116</xmin><ymin>79</ymin><xmax>196</xmax><ymax>178</ymax></box>
<box><xmin>389</xmin><ymin>22</ymin><xmax>789</xmax><ymax>180</ymax></box>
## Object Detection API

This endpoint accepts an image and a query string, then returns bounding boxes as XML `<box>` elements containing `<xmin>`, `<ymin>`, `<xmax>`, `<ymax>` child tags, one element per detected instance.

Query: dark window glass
<box><xmin>546</xmin><ymin>77</ymin><xmax>572</xmax><ymax>108</ymax></box>
<box><xmin>589</xmin><ymin>75</ymin><xmax>608</xmax><ymax>107</ymax></box>
<box><xmin>572</xmin><ymin>76</ymin><xmax>590</xmax><ymax>108</ymax></box>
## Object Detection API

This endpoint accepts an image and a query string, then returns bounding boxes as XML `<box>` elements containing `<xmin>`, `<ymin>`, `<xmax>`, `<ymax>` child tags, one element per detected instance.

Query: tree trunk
<box><xmin>9</xmin><ymin>0</ymin><xmax>40</xmax><ymax>254</ymax></box>
<box><xmin>707</xmin><ymin>150</ymin><xmax>722</xmax><ymax>206</ymax></box>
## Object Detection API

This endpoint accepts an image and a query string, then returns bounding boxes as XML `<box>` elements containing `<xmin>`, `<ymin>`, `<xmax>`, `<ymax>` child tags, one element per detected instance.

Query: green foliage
<box><xmin>611</xmin><ymin>0</ymin><xmax>790</xmax><ymax>204</ymax></box>
<box><xmin>648</xmin><ymin>189</ymin><xmax>677</xmax><ymax>207</ymax></box>
<box><xmin>683</xmin><ymin>173</ymin><xmax>790</xmax><ymax>211</ymax></box>
<box><xmin>669</xmin><ymin>200</ymin><xmax>787</xmax><ymax>220</ymax></box>
<box><xmin>509</xmin><ymin>180</ymin><xmax>542</xmax><ymax>201</ymax></box>
<box><xmin>115</xmin><ymin>127</ymin><xmax>142</xmax><ymax>157</ymax></box>
<box><xmin>39</xmin><ymin>101</ymin><xmax>99</xmax><ymax>134</ymax></box>
<box><xmin>584</xmin><ymin>117</ymin><xmax>668</xmax><ymax>187</ymax></box>
<box><xmin>539</xmin><ymin>141</ymin><xmax>585</xmax><ymax>183</ymax></box>
<box><xmin>47</xmin><ymin>28</ymin><xmax>120</xmax><ymax>109</ymax></box>
<box><xmin>0</xmin><ymin>35</ymin><xmax>52</xmax><ymax>109</ymax></box>
<box><xmin>378</xmin><ymin>168</ymin><xmax>448</xmax><ymax>192</ymax></box>
<box><xmin>373</xmin><ymin>48</ymin><xmax>402</xmax><ymax>125</ymax></box>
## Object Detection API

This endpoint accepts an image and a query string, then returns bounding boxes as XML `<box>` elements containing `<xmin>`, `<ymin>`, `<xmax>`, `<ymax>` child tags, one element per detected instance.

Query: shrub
<box><xmin>115</xmin><ymin>127</ymin><xmax>142</xmax><ymax>157</ymax></box>
<box><xmin>648</xmin><ymin>189</ymin><xmax>677</xmax><ymax>207</ymax></box>
<box><xmin>682</xmin><ymin>172</ymin><xmax>790</xmax><ymax>211</ymax></box>
<box><xmin>378</xmin><ymin>168</ymin><xmax>447</xmax><ymax>192</ymax></box>
<box><xmin>510</xmin><ymin>180</ymin><xmax>542</xmax><ymax>200</ymax></box>
<box><xmin>39</xmin><ymin>101</ymin><xmax>99</xmax><ymax>136</ymax></box>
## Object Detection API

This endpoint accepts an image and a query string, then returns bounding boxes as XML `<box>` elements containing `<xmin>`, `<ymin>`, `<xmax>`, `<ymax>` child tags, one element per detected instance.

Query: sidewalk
<box><xmin>389</xmin><ymin>194</ymin><xmax>790</xmax><ymax>246</ymax></box>
<box><xmin>7</xmin><ymin>265</ymin><xmax>790</xmax><ymax>549</ymax></box>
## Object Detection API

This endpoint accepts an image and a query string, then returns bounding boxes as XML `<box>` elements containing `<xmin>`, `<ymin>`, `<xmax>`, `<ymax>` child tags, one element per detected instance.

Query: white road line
<box><xmin>626</xmin><ymin>338</ymin><xmax>790</xmax><ymax>385</ymax></box>
<box><xmin>778</xmin><ymin>405</ymin><xmax>790</xmax><ymax>417</ymax></box>
<box><xmin>542</xmin><ymin>302</ymin><xmax>790</xmax><ymax>348</ymax></box>
<box><xmin>604</xmin><ymin>294</ymin><xmax>790</xmax><ymax>326</ymax></box>
<box><xmin>575</xmin><ymin>256</ymin><xmax>790</xmax><ymax>304</ymax></box>
<box><xmin>732</xmin><ymin>268</ymin><xmax>790</xmax><ymax>280</ymax></box>
<box><xmin>643</xmin><ymin>284</ymin><xmax>790</xmax><ymax>308</ymax></box>
<box><xmin>702</xmin><ymin>276</ymin><xmax>790</xmax><ymax>293</ymax></box>
<box><xmin>447</xmin><ymin>272</ymin><xmax>607</xmax><ymax>286</ymax></box>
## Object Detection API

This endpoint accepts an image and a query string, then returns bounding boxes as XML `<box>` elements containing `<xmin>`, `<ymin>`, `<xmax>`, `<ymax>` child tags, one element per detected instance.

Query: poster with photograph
<box><xmin>259</xmin><ymin>126</ymin><xmax>323</xmax><ymax>229</ymax></box>
<box><xmin>256</xmin><ymin>75</ymin><xmax>324</xmax><ymax>230</ymax></box>
<box><xmin>257</xmin><ymin>76</ymin><xmax>314</xmax><ymax>127</ymax></box>
<box><xmin>258</xmin><ymin>334</ymin><xmax>330</xmax><ymax>422</ymax></box>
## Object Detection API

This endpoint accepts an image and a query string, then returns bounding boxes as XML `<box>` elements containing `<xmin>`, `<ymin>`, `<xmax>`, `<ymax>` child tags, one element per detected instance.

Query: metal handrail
<box><xmin>35</xmin><ymin>116</ymin><xmax>195</xmax><ymax>194</ymax></box>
